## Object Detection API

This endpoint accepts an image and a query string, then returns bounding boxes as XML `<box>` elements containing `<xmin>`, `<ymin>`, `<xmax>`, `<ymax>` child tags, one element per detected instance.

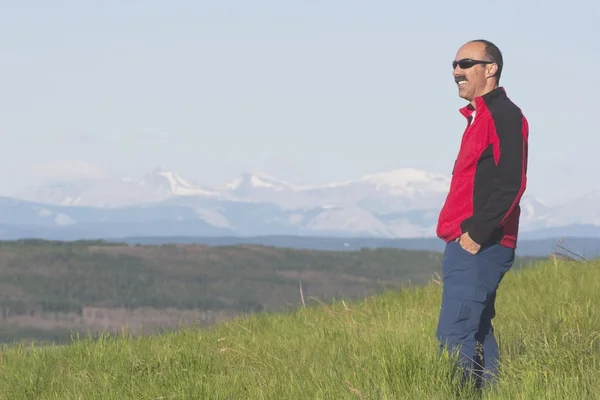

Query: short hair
<box><xmin>470</xmin><ymin>39</ymin><xmax>503</xmax><ymax>84</ymax></box>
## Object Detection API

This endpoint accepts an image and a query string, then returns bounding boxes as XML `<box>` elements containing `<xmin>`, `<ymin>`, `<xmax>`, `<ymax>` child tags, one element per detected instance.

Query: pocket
<box><xmin>443</xmin><ymin>241</ymin><xmax>476</xmax><ymax>279</ymax></box>
<box><xmin>453</xmin><ymin>240</ymin><xmax>475</xmax><ymax>257</ymax></box>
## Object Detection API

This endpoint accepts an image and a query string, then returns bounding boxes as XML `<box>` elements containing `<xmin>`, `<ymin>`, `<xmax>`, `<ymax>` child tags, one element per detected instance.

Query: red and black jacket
<box><xmin>436</xmin><ymin>87</ymin><xmax>529</xmax><ymax>249</ymax></box>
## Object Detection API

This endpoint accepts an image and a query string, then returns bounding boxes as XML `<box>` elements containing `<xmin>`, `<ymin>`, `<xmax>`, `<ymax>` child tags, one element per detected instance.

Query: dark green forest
<box><xmin>0</xmin><ymin>239</ymin><xmax>541</xmax><ymax>344</ymax></box>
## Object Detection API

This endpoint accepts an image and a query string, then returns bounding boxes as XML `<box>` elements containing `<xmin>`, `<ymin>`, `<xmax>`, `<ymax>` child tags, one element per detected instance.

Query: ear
<box><xmin>486</xmin><ymin>63</ymin><xmax>498</xmax><ymax>78</ymax></box>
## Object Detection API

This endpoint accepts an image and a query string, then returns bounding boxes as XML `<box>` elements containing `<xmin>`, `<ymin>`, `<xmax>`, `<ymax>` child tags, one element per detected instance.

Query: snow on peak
<box><xmin>221</xmin><ymin>168</ymin><xmax>453</xmax><ymax>197</ymax></box>
<box><xmin>250</xmin><ymin>174</ymin><xmax>276</xmax><ymax>188</ymax></box>
<box><xmin>304</xmin><ymin>168</ymin><xmax>450</xmax><ymax>192</ymax></box>
<box><xmin>360</xmin><ymin>168</ymin><xmax>450</xmax><ymax>195</ymax></box>
<box><xmin>156</xmin><ymin>170</ymin><xmax>192</xmax><ymax>189</ymax></box>
<box><xmin>224</xmin><ymin>172</ymin><xmax>296</xmax><ymax>192</ymax></box>
<box><xmin>362</xmin><ymin>168</ymin><xmax>448</xmax><ymax>186</ymax></box>
<box><xmin>141</xmin><ymin>167</ymin><xmax>218</xmax><ymax>197</ymax></box>
<box><xmin>225</xmin><ymin>177</ymin><xmax>243</xmax><ymax>190</ymax></box>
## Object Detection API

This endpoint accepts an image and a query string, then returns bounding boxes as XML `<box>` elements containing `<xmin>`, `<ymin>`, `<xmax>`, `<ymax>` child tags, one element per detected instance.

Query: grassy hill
<box><xmin>0</xmin><ymin>257</ymin><xmax>598</xmax><ymax>399</ymax></box>
<box><xmin>0</xmin><ymin>239</ymin><xmax>538</xmax><ymax>345</ymax></box>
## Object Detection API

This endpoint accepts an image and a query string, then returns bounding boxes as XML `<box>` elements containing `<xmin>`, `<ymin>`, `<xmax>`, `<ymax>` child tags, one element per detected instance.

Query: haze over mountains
<box><xmin>1</xmin><ymin>166</ymin><xmax>597</xmax><ymax>244</ymax></box>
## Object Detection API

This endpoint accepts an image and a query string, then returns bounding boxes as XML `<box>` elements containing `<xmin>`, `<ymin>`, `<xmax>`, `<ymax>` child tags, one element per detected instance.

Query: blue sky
<box><xmin>1</xmin><ymin>1</ymin><xmax>598</xmax><ymax>204</ymax></box>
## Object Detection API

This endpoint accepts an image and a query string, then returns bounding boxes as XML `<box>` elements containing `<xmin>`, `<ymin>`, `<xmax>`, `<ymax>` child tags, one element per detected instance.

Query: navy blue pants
<box><xmin>436</xmin><ymin>240</ymin><xmax>515</xmax><ymax>387</ymax></box>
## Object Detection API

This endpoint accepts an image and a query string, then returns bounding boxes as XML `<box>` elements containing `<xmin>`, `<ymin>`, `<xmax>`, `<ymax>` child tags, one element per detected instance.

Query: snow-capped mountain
<box><xmin>137</xmin><ymin>167</ymin><xmax>219</xmax><ymax>198</ymax></box>
<box><xmin>224</xmin><ymin>172</ymin><xmax>297</xmax><ymax>192</ymax></box>
<box><xmin>21</xmin><ymin>167</ymin><xmax>221</xmax><ymax>207</ymax></box>
<box><xmin>26</xmin><ymin>166</ymin><xmax>451</xmax><ymax>212</ymax></box>
<box><xmin>219</xmin><ymin>172</ymin><xmax>305</xmax><ymax>207</ymax></box>
<box><xmin>7</xmin><ymin>166</ymin><xmax>600</xmax><ymax>240</ymax></box>
<box><xmin>538</xmin><ymin>191</ymin><xmax>600</xmax><ymax>227</ymax></box>
<box><xmin>215</xmin><ymin>168</ymin><xmax>451</xmax><ymax>212</ymax></box>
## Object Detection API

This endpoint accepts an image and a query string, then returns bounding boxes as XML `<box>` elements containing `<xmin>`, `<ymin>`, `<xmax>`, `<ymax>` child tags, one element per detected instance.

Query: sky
<box><xmin>1</xmin><ymin>0</ymin><xmax>599</xmax><ymax>204</ymax></box>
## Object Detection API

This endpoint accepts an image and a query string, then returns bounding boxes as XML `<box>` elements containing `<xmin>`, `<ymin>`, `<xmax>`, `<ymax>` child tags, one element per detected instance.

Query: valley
<box><xmin>0</xmin><ymin>239</ymin><xmax>542</xmax><ymax>345</ymax></box>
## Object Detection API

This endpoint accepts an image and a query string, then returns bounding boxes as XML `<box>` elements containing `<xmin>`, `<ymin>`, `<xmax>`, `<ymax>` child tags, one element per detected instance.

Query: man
<box><xmin>435</xmin><ymin>39</ymin><xmax>529</xmax><ymax>388</ymax></box>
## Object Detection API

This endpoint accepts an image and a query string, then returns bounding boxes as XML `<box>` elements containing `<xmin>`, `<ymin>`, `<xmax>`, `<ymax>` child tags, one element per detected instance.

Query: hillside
<box><xmin>0</xmin><ymin>239</ymin><xmax>540</xmax><ymax>345</ymax></box>
<box><xmin>0</xmin><ymin>258</ymin><xmax>597</xmax><ymax>399</ymax></box>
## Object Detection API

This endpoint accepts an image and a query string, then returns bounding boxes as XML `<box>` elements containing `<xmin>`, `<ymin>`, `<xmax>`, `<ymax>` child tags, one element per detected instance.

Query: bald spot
<box><xmin>455</xmin><ymin>41</ymin><xmax>487</xmax><ymax>61</ymax></box>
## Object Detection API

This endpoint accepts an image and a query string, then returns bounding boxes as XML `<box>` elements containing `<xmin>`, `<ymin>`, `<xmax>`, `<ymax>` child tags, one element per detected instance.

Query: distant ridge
<box><xmin>6</xmin><ymin>166</ymin><xmax>600</xmax><ymax>240</ymax></box>
<box><xmin>116</xmin><ymin>234</ymin><xmax>600</xmax><ymax>259</ymax></box>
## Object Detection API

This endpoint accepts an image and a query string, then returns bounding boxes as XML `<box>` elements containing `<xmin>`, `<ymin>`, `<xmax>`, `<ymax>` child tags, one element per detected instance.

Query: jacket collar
<box><xmin>459</xmin><ymin>86</ymin><xmax>506</xmax><ymax>119</ymax></box>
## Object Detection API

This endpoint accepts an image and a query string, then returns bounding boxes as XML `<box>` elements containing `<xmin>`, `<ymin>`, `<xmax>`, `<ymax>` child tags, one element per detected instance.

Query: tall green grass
<box><xmin>0</xmin><ymin>258</ymin><xmax>598</xmax><ymax>399</ymax></box>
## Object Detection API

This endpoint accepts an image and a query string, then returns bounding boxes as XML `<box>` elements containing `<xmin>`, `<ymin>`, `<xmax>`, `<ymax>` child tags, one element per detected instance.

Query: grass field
<box><xmin>0</xmin><ymin>257</ymin><xmax>598</xmax><ymax>399</ymax></box>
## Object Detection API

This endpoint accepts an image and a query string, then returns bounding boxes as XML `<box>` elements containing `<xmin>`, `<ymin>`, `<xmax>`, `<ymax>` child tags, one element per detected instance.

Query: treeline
<box><xmin>0</xmin><ymin>239</ymin><xmax>541</xmax><ymax>344</ymax></box>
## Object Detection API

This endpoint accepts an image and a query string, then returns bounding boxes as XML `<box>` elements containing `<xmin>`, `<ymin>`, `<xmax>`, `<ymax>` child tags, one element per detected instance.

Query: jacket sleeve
<box><xmin>467</xmin><ymin>111</ymin><xmax>528</xmax><ymax>245</ymax></box>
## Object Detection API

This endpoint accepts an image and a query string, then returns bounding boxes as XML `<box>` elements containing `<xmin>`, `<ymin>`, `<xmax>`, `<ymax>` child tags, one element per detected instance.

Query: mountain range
<box><xmin>0</xmin><ymin>166</ymin><xmax>597</xmax><ymax>245</ymax></box>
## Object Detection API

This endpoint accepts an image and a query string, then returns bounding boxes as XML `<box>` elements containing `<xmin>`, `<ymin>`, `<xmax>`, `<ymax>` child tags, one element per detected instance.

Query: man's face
<box><xmin>452</xmin><ymin>42</ymin><xmax>497</xmax><ymax>102</ymax></box>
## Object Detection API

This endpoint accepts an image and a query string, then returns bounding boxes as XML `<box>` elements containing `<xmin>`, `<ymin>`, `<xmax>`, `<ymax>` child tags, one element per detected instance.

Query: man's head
<box><xmin>453</xmin><ymin>39</ymin><xmax>503</xmax><ymax>104</ymax></box>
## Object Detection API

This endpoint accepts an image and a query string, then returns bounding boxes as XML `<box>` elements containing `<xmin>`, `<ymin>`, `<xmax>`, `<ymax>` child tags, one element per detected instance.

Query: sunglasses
<box><xmin>452</xmin><ymin>58</ymin><xmax>493</xmax><ymax>70</ymax></box>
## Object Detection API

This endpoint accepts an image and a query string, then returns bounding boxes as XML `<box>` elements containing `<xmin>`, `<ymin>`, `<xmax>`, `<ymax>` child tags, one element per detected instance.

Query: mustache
<box><xmin>455</xmin><ymin>75</ymin><xmax>467</xmax><ymax>83</ymax></box>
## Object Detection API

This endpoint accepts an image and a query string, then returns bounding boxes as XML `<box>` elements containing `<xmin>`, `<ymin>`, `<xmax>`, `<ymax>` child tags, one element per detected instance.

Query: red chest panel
<box><xmin>453</xmin><ymin>113</ymin><xmax>496</xmax><ymax>177</ymax></box>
